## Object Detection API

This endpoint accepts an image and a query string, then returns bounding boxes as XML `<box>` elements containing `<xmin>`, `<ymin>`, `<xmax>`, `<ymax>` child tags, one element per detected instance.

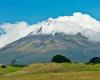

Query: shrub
<box><xmin>88</xmin><ymin>57</ymin><xmax>100</xmax><ymax>65</ymax></box>
<box><xmin>1</xmin><ymin>65</ymin><xmax>7</xmax><ymax>68</ymax></box>
<box><xmin>51</xmin><ymin>55</ymin><xmax>71</xmax><ymax>63</ymax></box>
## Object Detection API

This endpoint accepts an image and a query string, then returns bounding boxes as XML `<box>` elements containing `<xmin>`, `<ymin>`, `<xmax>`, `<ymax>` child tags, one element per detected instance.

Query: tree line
<box><xmin>51</xmin><ymin>55</ymin><xmax>100</xmax><ymax>65</ymax></box>
<box><xmin>1</xmin><ymin>55</ymin><xmax>100</xmax><ymax>68</ymax></box>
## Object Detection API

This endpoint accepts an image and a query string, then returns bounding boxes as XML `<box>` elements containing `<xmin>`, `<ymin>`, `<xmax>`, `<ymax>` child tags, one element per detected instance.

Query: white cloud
<box><xmin>0</xmin><ymin>22</ymin><xmax>36</xmax><ymax>48</ymax></box>
<box><xmin>0</xmin><ymin>12</ymin><xmax>100</xmax><ymax>48</ymax></box>
<box><xmin>36</xmin><ymin>12</ymin><xmax>100</xmax><ymax>41</ymax></box>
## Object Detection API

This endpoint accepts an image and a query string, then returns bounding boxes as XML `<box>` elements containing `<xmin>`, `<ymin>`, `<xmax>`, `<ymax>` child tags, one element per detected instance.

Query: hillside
<box><xmin>0</xmin><ymin>63</ymin><xmax>100</xmax><ymax>80</ymax></box>
<box><xmin>0</xmin><ymin>33</ymin><xmax>100</xmax><ymax>65</ymax></box>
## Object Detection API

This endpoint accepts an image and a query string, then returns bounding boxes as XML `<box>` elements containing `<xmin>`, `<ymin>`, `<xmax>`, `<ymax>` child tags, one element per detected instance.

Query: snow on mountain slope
<box><xmin>0</xmin><ymin>12</ymin><xmax>100</xmax><ymax>48</ymax></box>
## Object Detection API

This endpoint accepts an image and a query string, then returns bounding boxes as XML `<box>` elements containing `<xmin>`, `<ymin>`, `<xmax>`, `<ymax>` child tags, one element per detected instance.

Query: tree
<box><xmin>51</xmin><ymin>55</ymin><xmax>71</xmax><ymax>63</ymax></box>
<box><xmin>10</xmin><ymin>59</ymin><xmax>17</xmax><ymax>66</ymax></box>
<box><xmin>88</xmin><ymin>57</ymin><xmax>100</xmax><ymax>65</ymax></box>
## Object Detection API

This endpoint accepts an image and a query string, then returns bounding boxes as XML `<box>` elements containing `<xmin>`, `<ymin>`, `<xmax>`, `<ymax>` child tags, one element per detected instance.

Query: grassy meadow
<box><xmin>0</xmin><ymin>63</ymin><xmax>100</xmax><ymax>80</ymax></box>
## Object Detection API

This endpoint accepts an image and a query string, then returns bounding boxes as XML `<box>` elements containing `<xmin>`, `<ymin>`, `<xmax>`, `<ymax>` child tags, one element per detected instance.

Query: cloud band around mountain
<box><xmin>0</xmin><ymin>12</ymin><xmax>100</xmax><ymax>48</ymax></box>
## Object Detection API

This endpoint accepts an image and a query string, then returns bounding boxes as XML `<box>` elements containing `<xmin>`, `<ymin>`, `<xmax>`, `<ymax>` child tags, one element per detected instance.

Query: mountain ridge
<box><xmin>0</xmin><ymin>12</ymin><xmax>100</xmax><ymax>65</ymax></box>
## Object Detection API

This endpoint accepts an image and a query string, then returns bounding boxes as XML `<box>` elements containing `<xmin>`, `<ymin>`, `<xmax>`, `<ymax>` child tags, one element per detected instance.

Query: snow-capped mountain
<box><xmin>0</xmin><ymin>12</ymin><xmax>100</xmax><ymax>65</ymax></box>
<box><xmin>30</xmin><ymin>12</ymin><xmax>100</xmax><ymax>42</ymax></box>
<box><xmin>0</xmin><ymin>12</ymin><xmax>100</xmax><ymax>48</ymax></box>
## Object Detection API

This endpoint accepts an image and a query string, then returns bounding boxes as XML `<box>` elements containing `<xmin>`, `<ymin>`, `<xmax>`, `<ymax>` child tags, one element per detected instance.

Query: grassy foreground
<box><xmin>0</xmin><ymin>63</ymin><xmax>100</xmax><ymax>80</ymax></box>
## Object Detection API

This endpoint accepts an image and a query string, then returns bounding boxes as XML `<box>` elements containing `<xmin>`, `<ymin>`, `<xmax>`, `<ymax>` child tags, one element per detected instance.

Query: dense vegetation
<box><xmin>51</xmin><ymin>55</ymin><xmax>71</xmax><ymax>63</ymax></box>
<box><xmin>88</xmin><ymin>57</ymin><xmax>100</xmax><ymax>64</ymax></box>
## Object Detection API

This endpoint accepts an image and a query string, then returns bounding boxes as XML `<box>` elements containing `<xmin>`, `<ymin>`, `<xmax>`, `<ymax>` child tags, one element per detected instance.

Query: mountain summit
<box><xmin>30</xmin><ymin>12</ymin><xmax>100</xmax><ymax>38</ymax></box>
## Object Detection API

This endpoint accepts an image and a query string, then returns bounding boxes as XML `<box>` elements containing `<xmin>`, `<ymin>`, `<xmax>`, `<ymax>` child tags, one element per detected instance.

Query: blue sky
<box><xmin>0</xmin><ymin>0</ymin><xmax>99</xmax><ymax>24</ymax></box>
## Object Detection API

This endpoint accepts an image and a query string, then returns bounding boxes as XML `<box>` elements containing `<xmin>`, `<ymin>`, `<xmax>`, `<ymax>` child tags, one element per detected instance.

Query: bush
<box><xmin>88</xmin><ymin>57</ymin><xmax>100</xmax><ymax>65</ymax></box>
<box><xmin>1</xmin><ymin>65</ymin><xmax>7</xmax><ymax>68</ymax></box>
<box><xmin>51</xmin><ymin>55</ymin><xmax>71</xmax><ymax>63</ymax></box>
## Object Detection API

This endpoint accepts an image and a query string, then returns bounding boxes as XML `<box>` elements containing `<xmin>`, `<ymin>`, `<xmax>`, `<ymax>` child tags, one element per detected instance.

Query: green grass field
<box><xmin>0</xmin><ymin>63</ymin><xmax>100</xmax><ymax>80</ymax></box>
